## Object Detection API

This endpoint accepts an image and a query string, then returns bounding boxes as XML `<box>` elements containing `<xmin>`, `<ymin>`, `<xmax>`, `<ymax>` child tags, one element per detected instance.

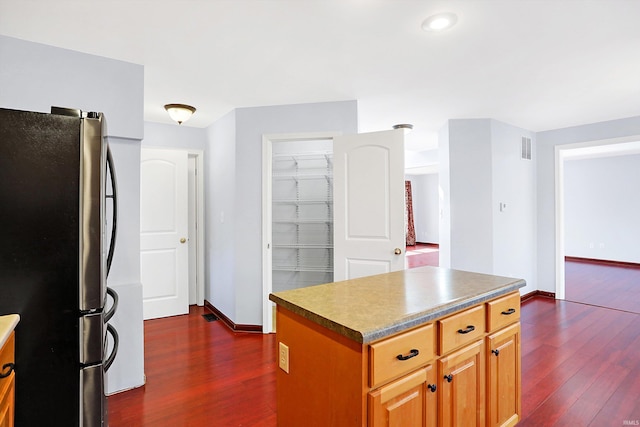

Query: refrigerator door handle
<box><xmin>104</xmin><ymin>287</ymin><xmax>119</xmax><ymax>323</ymax></box>
<box><xmin>104</xmin><ymin>324</ymin><xmax>119</xmax><ymax>372</ymax></box>
<box><xmin>106</xmin><ymin>143</ymin><xmax>118</xmax><ymax>277</ymax></box>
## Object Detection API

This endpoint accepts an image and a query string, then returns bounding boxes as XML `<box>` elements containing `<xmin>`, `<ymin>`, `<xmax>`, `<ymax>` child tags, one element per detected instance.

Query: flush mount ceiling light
<box><xmin>393</xmin><ymin>124</ymin><xmax>414</xmax><ymax>134</ymax></box>
<box><xmin>421</xmin><ymin>12</ymin><xmax>458</xmax><ymax>32</ymax></box>
<box><xmin>164</xmin><ymin>103</ymin><xmax>196</xmax><ymax>125</ymax></box>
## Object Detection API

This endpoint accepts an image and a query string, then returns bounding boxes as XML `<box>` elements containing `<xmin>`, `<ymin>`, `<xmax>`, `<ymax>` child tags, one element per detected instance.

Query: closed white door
<box><xmin>333</xmin><ymin>129</ymin><xmax>405</xmax><ymax>280</ymax></box>
<box><xmin>140</xmin><ymin>148</ymin><xmax>189</xmax><ymax>320</ymax></box>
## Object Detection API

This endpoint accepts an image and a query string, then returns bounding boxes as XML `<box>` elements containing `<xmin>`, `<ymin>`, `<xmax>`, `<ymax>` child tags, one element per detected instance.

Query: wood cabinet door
<box><xmin>369</xmin><ymin>365</ymin><xmax>437</xmax><ymax>427</ymax></box>
<box><xmin>0</xmin><ymin>373</ymin><xmax>15</xmax><ymax>427</ymax></box>
<box><xmin>438</xmin><ymin>340</ymin><xmax>485</xmax><ymax>427</ymax></box>
<box><xmin>487</xmin><ymin>323</ymin><xmax>521</xmax><ymax>427</ymax></box>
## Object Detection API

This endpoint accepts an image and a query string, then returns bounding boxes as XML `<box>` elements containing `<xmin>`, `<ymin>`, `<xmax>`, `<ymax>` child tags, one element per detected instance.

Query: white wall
<box><xmin>439</xmin><ymin>119</ymin><xmax>537</xmax><ymax>295</ymax></box>
<box><xmin>206</xmin><ymin>101</ymin><xmax>358</xmax><ymax>326</ymax></box>
<box><xmin>0</xmin><ymin>35</ymin><xmax>143</xmax><ymax>140</ymax></box>
<box><xmin>564</xmin><ymin>154</ymin><xmax>640</xmax><ymax>263</ymax></box>
<box><xmin>206</xmin><ymin>110</ymin><xmax>237</xmax><ymax>320</ymax></box>
<box><xmin>0</xmin><ymin>35</ymin><xmax>145</xmax><ymax>393</ymax></box>
<box><xmin>536</xmin><ymin>116</ymin><xmax>640</xmax><ymax>292</ymax></box>
<box><xmin>143</xmin><ymin>121</ymin><xmax>207</xmax><ymax>150</ymax></box>
<box><xmin>406</xmin><ymin>174</ymin><xmax>439</xmax><ymax>244</ymax></box>
<box><xmin>445</xmin><ymin>119</ymin><xmax>494</xmax><ymax>274</ymax></box>
<box><xmin>490</xmin><ymin>120</ymin><xmax>536</xmax><ymax>295</ymax></box>
<box><xmin>438</xmin><ymin>124</ymin><xmax>451</xmax><ymax>267</ymax></box>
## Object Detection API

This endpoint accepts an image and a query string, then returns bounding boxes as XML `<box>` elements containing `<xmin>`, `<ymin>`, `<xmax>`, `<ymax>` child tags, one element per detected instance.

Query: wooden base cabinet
<box><xmin>438</xmin><ymin>340</ymin><xmax>485</xmax><ymax>427</ymax></box>
<box><xmin>487</xmin><ymin>323</ymin><xmax>521</xmax><ymax>427</ymax></box>
<box><xmin>0</xmin><ymin>332</ymin><xmax>16</xmax><ymax>427</ymax></box>
<box><xmin>368</xmin><ymin>365</ymin><xmax>437</xmax><ymax>427</ymax></box>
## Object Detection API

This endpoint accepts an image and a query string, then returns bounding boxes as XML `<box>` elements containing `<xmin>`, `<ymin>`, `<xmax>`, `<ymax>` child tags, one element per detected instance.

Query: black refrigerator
<box><xmin>0</xmin><ymin>107</ymin><xmax>119</xmax><ymax>426</ymax></box>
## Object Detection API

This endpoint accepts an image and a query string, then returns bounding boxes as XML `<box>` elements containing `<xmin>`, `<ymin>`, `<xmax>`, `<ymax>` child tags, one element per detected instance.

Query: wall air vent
<box><xmin>521</xmin><ymin>137</ymin><xmax>532</xmax><ymax>160</ymax></box>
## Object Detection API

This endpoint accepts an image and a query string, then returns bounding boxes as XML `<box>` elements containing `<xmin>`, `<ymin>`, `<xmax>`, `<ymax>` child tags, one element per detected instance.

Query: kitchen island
<box><xmin>269</xmin><ymin>266</ymin><xmax>525</xmax><ymax>427</ymax></box>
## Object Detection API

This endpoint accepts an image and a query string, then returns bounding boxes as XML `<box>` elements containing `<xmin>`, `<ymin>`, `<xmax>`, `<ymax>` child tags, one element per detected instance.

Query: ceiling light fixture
<box><xmin>393</xmin><ymin>124</ymin><xmax>414</xmax><ymax>134</ymax></box>
<box><xmin>164</xmin><ymin>103</ymin><xmax>196</xmax><ymax>125</ymax></box>
<box><xmin>421</xmin><ymin>12</ymin><xmax>458</xmax><ymax>32</ymax></box>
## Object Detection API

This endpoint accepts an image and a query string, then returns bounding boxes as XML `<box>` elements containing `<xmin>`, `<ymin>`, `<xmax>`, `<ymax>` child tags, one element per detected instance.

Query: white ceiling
<box><xmin>1</xmin><ymin>0</ymin><xmax>639</xmax><ymax>151</ymax></box>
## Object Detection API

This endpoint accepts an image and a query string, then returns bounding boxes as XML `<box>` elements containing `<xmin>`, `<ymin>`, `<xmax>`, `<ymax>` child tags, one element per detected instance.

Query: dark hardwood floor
<box><xmin>109</xmin><ymin>259</ymin><xmax>640</xmax><ymax>426</ymax></box>
<box><xmin>108</xmin><ymin>308</ymin><xmax>277</xmax><ymax>426</ymax></box>
<box><xmin>565</xmin><ymin>258</ymin><xmax>640</xmax><ymax>314</ymax></box>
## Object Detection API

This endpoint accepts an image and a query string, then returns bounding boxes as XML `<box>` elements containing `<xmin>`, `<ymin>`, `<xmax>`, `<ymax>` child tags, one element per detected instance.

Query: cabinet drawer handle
<box><xmin>501</xmin><ymin>308</ymin><xmax>516</xmax><ymax>315</ymax></box>
<box><xmin>396</xmin><ymin>349</ymin><xmax>419</xmax><ymax>361</ymax></box>
<box><xmin>427</xmin><ymin>384</ymin><xmax>437</xmax><ymax>392</ymax></box>
<box><xmin>457</xmin><ymin>325</ymin><xmax>475</xmax><ymax>334</ymax></box>
<box><xmin>0</xmin><ymin>363</ymin><xmax>15</xmax><ymax>379</ymax></box>
<box><xmin>444</xmin><ymin>374</ymin><xmax>453</xmax><ymax>383</ymax></box>
<box><xmin>492</xmin><ymin>349</ymin><xmax>500</xmax><ymax>356</ymax></box>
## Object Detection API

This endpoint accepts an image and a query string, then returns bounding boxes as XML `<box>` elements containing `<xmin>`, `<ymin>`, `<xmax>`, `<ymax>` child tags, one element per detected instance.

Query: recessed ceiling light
<box><xmin>421</xmin><ymin>12</ymin><xmax>458</xmax><ymax>32</ymax></box>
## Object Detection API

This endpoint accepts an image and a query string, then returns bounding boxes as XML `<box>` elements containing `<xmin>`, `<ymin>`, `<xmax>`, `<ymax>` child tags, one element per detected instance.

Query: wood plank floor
<box><xmin>109</xmin><ymin>261</ymin><xmax>640</xmax><ymax>426</ymax></box>
<box><xmin>565</xmin><ymin>258</ymin><xmax>640</xmax><ymax>314</ymax></box>
<box><xmin>406</xmin><ymin>243</ymin><xmax>439</xmax><ymax>268</ymax></box>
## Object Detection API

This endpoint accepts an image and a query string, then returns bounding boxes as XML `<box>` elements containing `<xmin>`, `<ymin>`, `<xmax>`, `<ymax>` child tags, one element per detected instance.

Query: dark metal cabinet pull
<box><xmin>0</xmin><ymin>363</ymin><xmax>15</xmax><ymax>379</ymax></box>
<box><xmin>501</xmin><ymin>308</ymin><xmax>516</xmax><ymax>315</ymax></box>
<box><xmin>492</xmin><ymin>349</ymin><xmax>500</xmax><ymax>356</ymax></box>
<box><xmin>457</xmin><ymin>325</ymin><xmax>475</xmax><ymax>334</ymax></box>
<box><xmin>444</xmin><ymin>374</ymin><xmax>453</xmax><ymax>383</ymax></box>
<box><xmin>427</xmin><ymin>384</ymin><xmax>437</xmax><ymax>392</ymax></box>
<box><xmin>396</xmin><ymin>349</ymin><xmax>419</xmax><ymax>361</ymax></box>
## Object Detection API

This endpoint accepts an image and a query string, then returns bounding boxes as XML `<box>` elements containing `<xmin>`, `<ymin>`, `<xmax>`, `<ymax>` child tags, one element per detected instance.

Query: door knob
<box><xmin>394</xmin><ymin>248</ymin><xmax>402</xmax><ymax>255</ymax></box>
<box><xmin>180</xmin><ymin>237</ymin><xmax>187</xmax><ymax>244</ymax></box>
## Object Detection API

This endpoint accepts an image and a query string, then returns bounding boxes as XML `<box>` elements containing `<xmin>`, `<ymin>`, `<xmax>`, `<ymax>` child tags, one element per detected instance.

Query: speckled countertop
<box><xmin>0</xmin><ymin>314</ymin><xmax>20</xmax><ymax>349</ymax></box>
<box><xmin>269</xmin><ymin>266</ymin><xmax>525</xmax><ymax>344</ymax></box>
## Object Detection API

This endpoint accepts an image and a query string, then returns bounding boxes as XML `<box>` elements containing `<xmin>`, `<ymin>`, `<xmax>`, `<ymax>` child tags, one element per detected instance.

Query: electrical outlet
<box><xmin>279</xmin><ymin>342</ymin><xmax>290</xmax><ymax>373</ymax></box>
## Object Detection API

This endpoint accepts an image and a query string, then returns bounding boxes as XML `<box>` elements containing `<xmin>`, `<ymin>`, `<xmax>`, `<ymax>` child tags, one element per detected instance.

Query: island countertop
<box><xmin>0</xmin><ymin>314</ymin><xmax>20</xmax><ymax>349</ymax></box>
<box><xmin>269</xmin><ymin>265</ymin><xmax>526</xmax><ymax>344</ymax></box>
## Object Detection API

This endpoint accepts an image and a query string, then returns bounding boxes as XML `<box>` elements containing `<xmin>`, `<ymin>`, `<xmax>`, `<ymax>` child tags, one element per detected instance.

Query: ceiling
<box><xmin>1</xmin><ymin>0</ymin><xmax>639</xmax><ymax>151</ymax></box>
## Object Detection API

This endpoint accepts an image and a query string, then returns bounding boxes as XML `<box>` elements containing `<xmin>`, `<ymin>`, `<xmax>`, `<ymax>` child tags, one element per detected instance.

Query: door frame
<box><xmin>553</xmin><ymin>135</ymin><xmax>640</xmax><ymax>300</ymax></box>
<box><xmin>262</xmin><ymin>132</ymin><xmax>339</xmax><ymax>333</ymax></box>
<box><xmin>140</xmin><ymin>146</ymin><xmax>205</xmax><ymax>307</ymax></box>
<box><xmin>188</xmin><ymin>149</ymin><xmax>205</xmax><ymax>306</ymax></box>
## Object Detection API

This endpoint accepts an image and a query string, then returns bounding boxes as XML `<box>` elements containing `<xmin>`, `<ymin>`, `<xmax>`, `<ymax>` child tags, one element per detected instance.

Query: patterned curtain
<box><xmin>405</xmin><ymin>180</ymin><xmax>416</xmax><ymax>246</ymax></box>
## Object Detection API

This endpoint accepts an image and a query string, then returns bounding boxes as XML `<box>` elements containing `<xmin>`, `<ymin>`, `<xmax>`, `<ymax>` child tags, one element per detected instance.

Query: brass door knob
<box><xmin>180</xmin><ymin>237</ymin><xmax>187</xmax><ymax>244</ymax></box>
<box><xmin>394</xmin><ymin>248</ymin><xmax>402</xmax><ymax>255</ymax></box>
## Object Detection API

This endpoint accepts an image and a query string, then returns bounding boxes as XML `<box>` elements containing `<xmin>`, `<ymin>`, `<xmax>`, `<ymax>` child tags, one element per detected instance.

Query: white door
<box><xmin>333</xmin><ymin>129</ymin><xmax>405</xmax><ymax>281</ymax></box>
<box><xmin>140</xmin><ymin>148</ymin><xmax>189</xmax><ymax>320</ymax></box>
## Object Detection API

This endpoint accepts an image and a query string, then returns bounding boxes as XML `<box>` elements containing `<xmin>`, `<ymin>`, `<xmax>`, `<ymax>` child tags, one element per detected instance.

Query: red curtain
<box><xmin>405</xmin><ymin>181</ymin><xmax>416</xmax><ymax>246</ymax></box>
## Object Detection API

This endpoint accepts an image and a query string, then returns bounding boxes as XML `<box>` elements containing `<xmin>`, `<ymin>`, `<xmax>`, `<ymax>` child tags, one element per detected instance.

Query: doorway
<box><xmin>262</xmin><ymin>132</ymin><xmax>338</xmax><ymax>333</ymax></box>
<box><xmin>554</xmin><ymin>137</ymin><xmax>640</xmax><ymax>308</ymax></box>
<box><xmin>140</xmin><ymin>147</ymin><xmax>204</xmax><ymax>320</ymax></box>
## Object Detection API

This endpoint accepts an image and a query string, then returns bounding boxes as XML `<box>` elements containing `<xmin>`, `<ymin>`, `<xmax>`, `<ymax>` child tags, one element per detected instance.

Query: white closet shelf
<box><xmin>273</xmin><ymin>152</ymin><xmax>332</xmax><ymax>160</ymax></box>
<box><xmin>273</xmin><ymin>219</ymin><xmax>332</xmax><ymax>224</ymax></box>
<box><xmin>273</xmin><ymin>199</ymin><xmax>333</xmax><ymax>205</ymax></box>
<box><xmin>272</xmin><ymin>173</ymin><xmax>332</xmax><ymax>180</ymax></box>
<box><xmin>273</xmin><ymin>266</ymin><xmax>333</xmax><ymax>273</ymax></box>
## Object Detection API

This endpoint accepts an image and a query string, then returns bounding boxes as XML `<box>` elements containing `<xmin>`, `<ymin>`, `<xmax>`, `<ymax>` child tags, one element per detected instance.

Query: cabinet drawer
<box><xmin>369</xmin><ymin>324</ymin><xmax>435</xmax><ymax>388</ymax></box>
<box><xmin>0</xmin><ymin>333</ymin><xmax>14</xmax><ymax>371</ymax></box>
<box><xmin>486</xmin><ymin>292</ymin><xmax>520</xmax><ymax>332</ymax></box>
<box><xmin>438</xmin><ymin>305</ymin><xmax>485</xmax><ymax>355</ymax></box>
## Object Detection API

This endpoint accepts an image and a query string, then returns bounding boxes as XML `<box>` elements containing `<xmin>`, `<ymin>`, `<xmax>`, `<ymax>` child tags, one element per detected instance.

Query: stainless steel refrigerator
<box><xmin>0</xmin><ymin>106</ymin><xmax>119</xmax><ymax>426</ymax></box>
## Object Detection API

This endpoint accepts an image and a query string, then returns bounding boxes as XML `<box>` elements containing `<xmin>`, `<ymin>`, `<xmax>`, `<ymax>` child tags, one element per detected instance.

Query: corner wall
<box><xmin>536</xmin><ymin>116</ymin><xmax>640</xmax><ymax>292</ymax></box>
<box><xmin>0</xmin><ymin>35</ymin><xmax>145</xmax><ymax>393</ymax></box>
<box><xmin>439</xmin><ymin>119</ymin><xmax>537</xmax><ymax>295</ymax></box>
<box><xmin>206</xmin><ymin>101</ymin><xmax>358</xmax><ymax>326</ymax></box>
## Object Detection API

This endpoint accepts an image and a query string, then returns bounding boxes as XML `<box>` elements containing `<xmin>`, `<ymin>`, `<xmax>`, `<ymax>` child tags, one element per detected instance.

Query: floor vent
<box><xmin>521</xmin><ymin>137</ymin><xmax>532</xmax><ymax>160</ymax></box>
<box><xmin>202</xmin><ymin>313</ymin><xmax>219</xmax><ymax>322</ymax></box>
